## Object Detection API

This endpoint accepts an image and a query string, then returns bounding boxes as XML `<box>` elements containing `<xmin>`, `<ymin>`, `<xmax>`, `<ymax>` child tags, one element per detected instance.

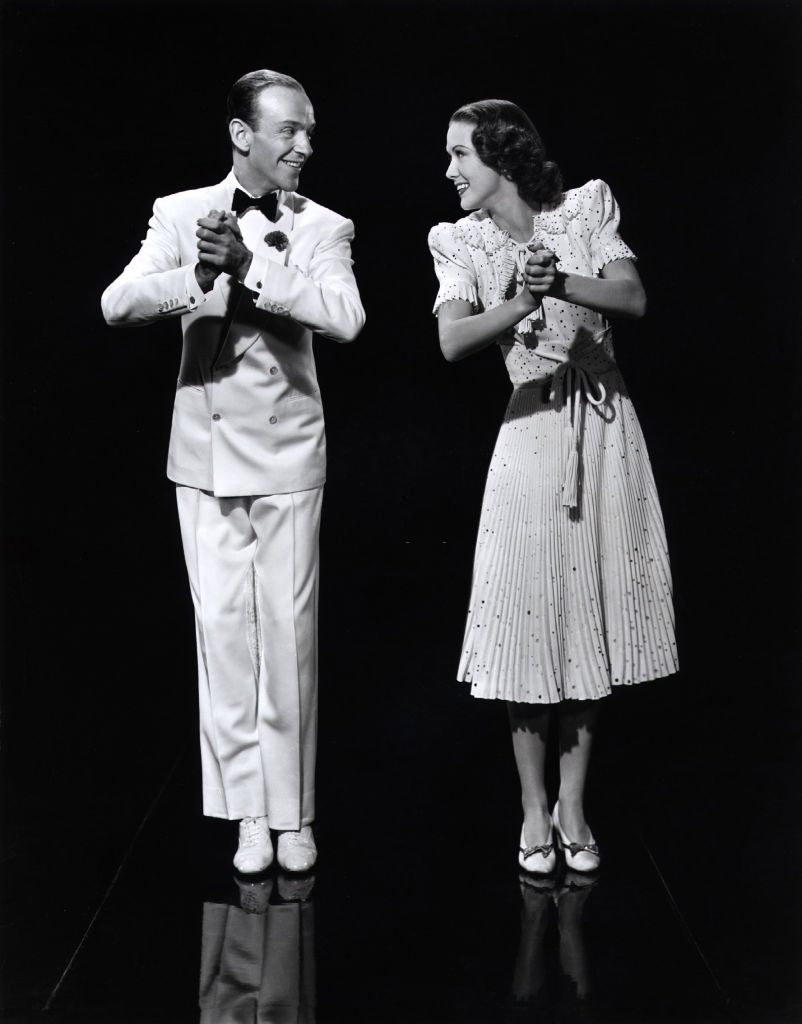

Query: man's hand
<box><xmin>194</xmin><ymin>210</ymin><xmax>226</xmax><ymax>293</ymax></box>
<box><xmin>196</xmin><ymin>209</ymin><xmax>253</xmax><ymax>284</ymax></box>
<box><xmin>522</xmin><ymin>243</ymin><xmax>558</xmax><ymax>296</ymax></box>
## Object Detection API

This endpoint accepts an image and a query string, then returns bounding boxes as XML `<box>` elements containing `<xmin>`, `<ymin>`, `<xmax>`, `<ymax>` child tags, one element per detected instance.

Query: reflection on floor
<box><xmin>201</xmin><ymin>875</ymin><xmax>316</xmax><ymax>1024</ymax></box>
<box><xmin>3</xmin><ymin>744</ymin><xmax>736</xmax><ymax>1023</ymax></box>
<box><xmin>2</xmin><ymin>543</ymin><xmax>801</xmax><ymax>1023</ymax></box>
<box><xmin>508</xmin><ymin>871</ymin><xmax>599</xmax><ymax>1020</ymax></box>
<box><xmin>3</xmin><ymin>749</ymin><xmax>801</xmax><ymax>1023</ymax></box>
<box><xmin>200</xmin><ymin>871</ymin><xmax>606</xmax><ymax>1024</ymax></box>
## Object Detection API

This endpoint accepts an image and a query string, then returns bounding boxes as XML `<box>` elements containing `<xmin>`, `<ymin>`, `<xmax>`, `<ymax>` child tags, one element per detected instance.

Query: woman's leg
<box><xmin>557</xmin><ymin>700</ymin><xmax>600</xmax><ymax>843</ymax></box>
<box><xmin>508</xmin><ymin>702</ymin><xmax>553</xmax><ymax>844</ymax></box>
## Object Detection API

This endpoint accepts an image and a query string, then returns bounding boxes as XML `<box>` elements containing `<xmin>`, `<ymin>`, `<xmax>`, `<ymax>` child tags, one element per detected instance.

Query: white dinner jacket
<box><xmin>101</xmin><ymin>171</ymin><xmax>365</xmax><ymax>496</ymax></box>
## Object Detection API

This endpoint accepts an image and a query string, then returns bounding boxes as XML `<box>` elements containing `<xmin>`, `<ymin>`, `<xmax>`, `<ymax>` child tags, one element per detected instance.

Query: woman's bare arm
<box><xmin>526</xmin><ymin>256</ymin><xmax>646</xmax><ymax>319</ymax></box>
<box><xmin>436</xmin><ymin>290</ymin><xmax>541</xmax><ymax>362</ymax></box>
<box><xmin>437</xmin><ymin>249</ymin><xmax>559</xmax><ymax>362</ymax></box>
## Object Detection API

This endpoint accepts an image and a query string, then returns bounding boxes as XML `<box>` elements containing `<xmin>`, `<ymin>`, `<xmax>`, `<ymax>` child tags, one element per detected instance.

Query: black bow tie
<box><xmin>231</xmin><ymin>188</ymin><xmax>279</xmax><ymax>221</ymax></box>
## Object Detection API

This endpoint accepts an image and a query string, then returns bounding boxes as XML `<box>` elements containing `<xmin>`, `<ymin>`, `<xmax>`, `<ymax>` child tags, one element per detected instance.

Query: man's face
<box><xmin>244</xmin><ymin>86</ymin><xmax>315</xmax><ymax>193</ymax></box>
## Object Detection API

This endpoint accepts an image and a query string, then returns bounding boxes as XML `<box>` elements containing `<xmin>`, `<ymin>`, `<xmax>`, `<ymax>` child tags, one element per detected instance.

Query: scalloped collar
<box><xmin>453</xmin><ymin>187</ymin><xmax>584</xmax><ymax>253</ymax></box>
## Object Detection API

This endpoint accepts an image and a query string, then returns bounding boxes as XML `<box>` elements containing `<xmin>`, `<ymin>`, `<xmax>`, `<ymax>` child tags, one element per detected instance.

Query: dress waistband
<box><xmin>515</xmin><ymin>328</ymin><xmax>613</xmax><ymax>510</ymax></box>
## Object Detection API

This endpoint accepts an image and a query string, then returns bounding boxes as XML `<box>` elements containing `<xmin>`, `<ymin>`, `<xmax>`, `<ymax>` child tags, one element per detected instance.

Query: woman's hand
<box><xmin>523</xmin><ymin>244</ymin><xmax>558</xmax><ymax>296</ymax></box>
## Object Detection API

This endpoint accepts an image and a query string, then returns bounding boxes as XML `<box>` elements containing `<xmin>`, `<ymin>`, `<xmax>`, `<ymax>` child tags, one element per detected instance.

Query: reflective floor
<box><xmin>2</xmin><ymin>540</ymin><xmax>801</xmax><ymax>1024</ymax></box>
<box><xmin>3</xmin><ymin>0</ymin><xmax>802</xmax><ymax>1018</ymax></box>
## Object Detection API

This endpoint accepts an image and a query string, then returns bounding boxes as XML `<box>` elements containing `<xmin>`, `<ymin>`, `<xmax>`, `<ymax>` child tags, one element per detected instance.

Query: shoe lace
<box><xmin>240</xmin><ymin>817</ymin><xmax>267</xmax><ymax>848</ymax></box>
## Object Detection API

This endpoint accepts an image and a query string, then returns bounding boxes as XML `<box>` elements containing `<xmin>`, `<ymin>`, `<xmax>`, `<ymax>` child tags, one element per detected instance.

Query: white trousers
<box><xmin>176</xmin><ymin>484</ymin><xmax>323</xmax><ymax>829</ymax></box>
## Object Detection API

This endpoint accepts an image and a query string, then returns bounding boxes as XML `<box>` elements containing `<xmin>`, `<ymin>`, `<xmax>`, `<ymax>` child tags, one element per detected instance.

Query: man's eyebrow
<box><xmin>277</xmin><ymin>119</ymin><xmax>316</xmax><ymax>131</ymax></box>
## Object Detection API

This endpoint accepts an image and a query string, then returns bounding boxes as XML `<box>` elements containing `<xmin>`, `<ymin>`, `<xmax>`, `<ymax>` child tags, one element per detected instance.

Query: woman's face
<box><xmin>445</xmin><ymin>121</ymin><xmax>504</xmax><ymax>211</ymax></box>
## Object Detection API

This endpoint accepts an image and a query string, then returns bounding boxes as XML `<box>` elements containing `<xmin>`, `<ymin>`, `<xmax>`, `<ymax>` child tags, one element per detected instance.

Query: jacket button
<box><xmin>256</xmin><ymin>281</ymin><xmax>263</xmax><ymax>289</ymax></box>
<box><xmin>269</xmin><ymin>415</ymin><xmax>278</xmax><ymax>424</ymax></box>
<box><xmin>189</xmin><ymin>295</ymin><xmax>196</xmax><ymax>304</ymax></box>
<box><xmin>212</xmin><ymin>413</ymin><xmax>221</xmax><ymax>421</ymax></box>
<box><xmin>269</xmin><ymin>366</ymin><xmax>278</xmax><ymax>375</ymax></box>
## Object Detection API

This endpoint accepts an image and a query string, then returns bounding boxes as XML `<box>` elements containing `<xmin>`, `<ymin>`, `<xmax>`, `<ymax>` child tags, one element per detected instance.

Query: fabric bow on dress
<box><xmin>519</xmin><ymin>326</ymin><xmax>612</xmax><ymax>510</ymax></box>
<box><xmin>546</xmin><ymin>337</ymin><xmax>609</xmax><ymax>509</ymax></box>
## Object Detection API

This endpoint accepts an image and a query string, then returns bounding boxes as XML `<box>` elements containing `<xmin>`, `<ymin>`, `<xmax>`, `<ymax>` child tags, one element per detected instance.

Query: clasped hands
<box><xmin>194</xmin><ymin>210</ymin><xmax>253</xmax><ymax>292</ymax></box>
<box><xmin>192</xmin><ymin>218</ymin><xmax>557</xmax><ymax>301</ymax></box>
<box><xmin>520</xmin><ymin>242</ymin><xmax>560</xmax><ymax>308</ymax></box>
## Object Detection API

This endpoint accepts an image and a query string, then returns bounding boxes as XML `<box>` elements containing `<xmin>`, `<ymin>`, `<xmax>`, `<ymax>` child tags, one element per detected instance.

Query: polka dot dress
<box><xmin>428</xmin><ymin>179</ymin><xmax>678</xmax><ymax>703</ymax></box>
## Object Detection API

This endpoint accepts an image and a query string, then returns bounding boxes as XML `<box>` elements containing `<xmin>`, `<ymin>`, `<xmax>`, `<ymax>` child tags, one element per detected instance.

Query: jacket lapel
<box><xmin>215</xmin><ymin>192</ymin><xmax>296</xmax><ymax>368</ymax></box>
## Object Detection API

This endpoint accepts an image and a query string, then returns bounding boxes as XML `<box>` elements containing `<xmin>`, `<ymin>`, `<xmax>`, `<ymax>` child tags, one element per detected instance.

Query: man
<box><xmin>102</xmin><ymin>70</ymin><xmax>365</xmax><ymax>874</ymax></box>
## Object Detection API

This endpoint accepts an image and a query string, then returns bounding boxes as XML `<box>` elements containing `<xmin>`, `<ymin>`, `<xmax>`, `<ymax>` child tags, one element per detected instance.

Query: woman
<box><xmin>429</xmin><ymin>100</ymin><xmax>678</xmax><ymax>874</ymax></box>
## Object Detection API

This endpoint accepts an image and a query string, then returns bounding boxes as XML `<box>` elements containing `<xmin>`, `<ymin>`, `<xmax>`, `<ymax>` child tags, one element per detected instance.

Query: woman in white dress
<box><xmin>429</xmin><ymin>100</ymin><xmax>678</xmax><ymax>874</ymax></box>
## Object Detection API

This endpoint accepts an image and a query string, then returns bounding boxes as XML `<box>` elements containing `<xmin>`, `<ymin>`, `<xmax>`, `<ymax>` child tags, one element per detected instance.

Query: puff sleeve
<box><xmin>583</xmin><ymin>179</ymin><xmax>637</xmax><ymax>276</ymax></box>
<box><xmin>428</xmin><ymin>223</ymin><xmax>479</xmax><ymax>315</ymax></box>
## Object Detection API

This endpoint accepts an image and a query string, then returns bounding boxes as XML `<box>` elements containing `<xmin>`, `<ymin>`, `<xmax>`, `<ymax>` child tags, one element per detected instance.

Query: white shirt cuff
<box><xmin>185</xmin><ymin>264</ymin><xmax>208</xmax><ymax>311</ymax></box>
<box><xmin>243</xmin><ymin>252</ymin><xmax>269</xmax><ymax>294</ymax></box>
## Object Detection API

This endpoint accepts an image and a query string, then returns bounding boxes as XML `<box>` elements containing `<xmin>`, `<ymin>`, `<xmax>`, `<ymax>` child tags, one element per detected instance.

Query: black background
<box><xmin>1</xmin><ymin>0</ymin><xmax>801</xmax><ymax>1020</ymax></box>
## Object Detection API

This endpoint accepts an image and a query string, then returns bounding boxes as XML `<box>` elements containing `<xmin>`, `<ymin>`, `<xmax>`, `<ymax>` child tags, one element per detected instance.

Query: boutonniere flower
<box><xmin>264</xmin><ymin>231</ymin><xmax>289</xmax><ymax>252</ymax></box>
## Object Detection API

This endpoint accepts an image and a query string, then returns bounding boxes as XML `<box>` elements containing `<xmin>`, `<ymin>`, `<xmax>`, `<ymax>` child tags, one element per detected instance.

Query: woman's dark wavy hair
<box><xmin>450</xmin><ymin>99</ymin><xmax>563</xmax><ymax>207</ymax></box>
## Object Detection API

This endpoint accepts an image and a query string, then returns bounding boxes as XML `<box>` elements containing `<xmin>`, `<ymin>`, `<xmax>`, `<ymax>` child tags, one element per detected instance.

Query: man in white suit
<box><xmin>102</xmin><ymin>70</ymin><xmax>365</xmax><ymax>873</ymax></box>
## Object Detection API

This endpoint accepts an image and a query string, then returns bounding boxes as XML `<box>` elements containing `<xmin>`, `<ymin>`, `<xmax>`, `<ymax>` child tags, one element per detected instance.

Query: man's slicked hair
<box><xmin>226</xmin><ymin>69</ymin><xmax>306</xmax><ymax>130</ymax></box>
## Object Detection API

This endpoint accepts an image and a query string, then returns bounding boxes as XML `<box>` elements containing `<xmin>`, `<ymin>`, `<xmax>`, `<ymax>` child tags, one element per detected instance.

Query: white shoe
<box><xmin>233</xmin><ymin>816</ymin><xmax>273</xmax><ymax>874</ymax></box>
<box><xmin>518</xmin><ymin>823</ymin><xmax>557</xmax><ymax>875</ymax></box>
<box><xmin>277</xmin><ymin>825</ymin><xmax>317</xmax><ymax>873</ymax></box>
<box><xmin>552</xmin><ymin>802</ymin><xmax>600</xmax><ymax>873</ymax></box>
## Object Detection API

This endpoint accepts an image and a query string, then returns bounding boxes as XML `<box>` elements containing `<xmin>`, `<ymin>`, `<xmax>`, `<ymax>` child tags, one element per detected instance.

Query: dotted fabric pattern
<box><xmin>428</xmin><ymin>179</ymin><xmax>678</xmax><ymax>703</ymax></box>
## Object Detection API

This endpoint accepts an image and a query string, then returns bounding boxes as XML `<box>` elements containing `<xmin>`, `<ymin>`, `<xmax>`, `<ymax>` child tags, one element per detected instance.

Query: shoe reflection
<box><xmin>509</xmin><ymin>871</ymin><xmax>599</xmax><ymax>1020</ymax></box>
<box><xmin>200</xmin><ymin>873</ymin><xmax>316</xmax><ymax>1023</ymax></box>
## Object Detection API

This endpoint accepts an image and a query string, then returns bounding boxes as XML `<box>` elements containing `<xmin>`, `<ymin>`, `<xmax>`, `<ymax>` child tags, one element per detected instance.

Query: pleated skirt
<box><xmin>458</xmin><ymin>378</ymin><xmax>678</xmax><ymax>703</ymax></box>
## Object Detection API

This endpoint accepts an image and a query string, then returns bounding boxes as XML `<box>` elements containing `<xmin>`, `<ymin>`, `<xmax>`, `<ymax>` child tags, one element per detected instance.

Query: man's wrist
<box><xmin>195</xmin><ymin>263</ymin><xmax>217</xmax><ymax>294</ymax></box>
